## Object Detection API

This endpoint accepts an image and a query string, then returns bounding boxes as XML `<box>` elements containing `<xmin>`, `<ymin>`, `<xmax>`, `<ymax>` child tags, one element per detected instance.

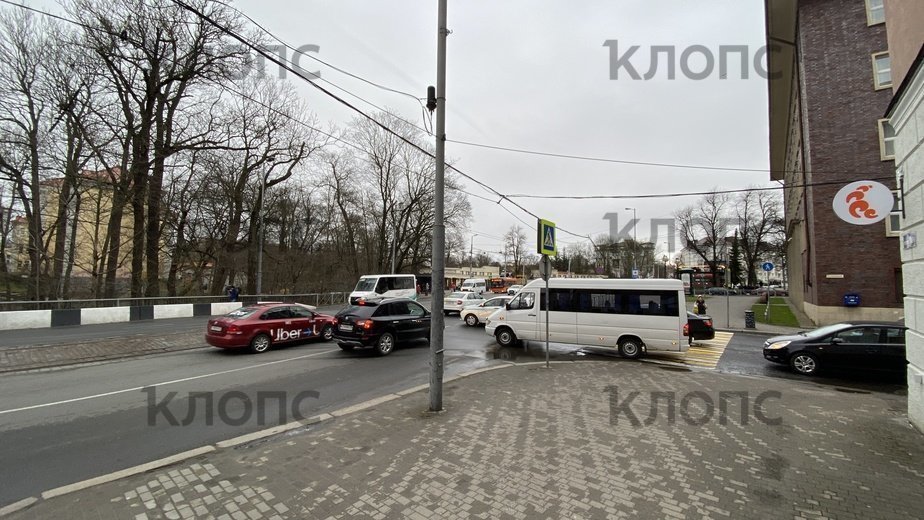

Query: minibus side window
<box><xmin>508</xmin><ymin>291</ymin><xmax>535</xmax><ymax>310</ymax></box>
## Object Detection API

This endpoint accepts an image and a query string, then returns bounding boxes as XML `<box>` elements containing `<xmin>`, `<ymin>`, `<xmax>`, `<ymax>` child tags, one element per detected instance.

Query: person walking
<box><xmin>694</xmin><ymin>295</ymin><xmax>707</xmax><ymax>315</ymax></box>
<box><xmin>228</xmin><ymin>285</ymin><xmax>239</xmax><ymax>302</ymax></box>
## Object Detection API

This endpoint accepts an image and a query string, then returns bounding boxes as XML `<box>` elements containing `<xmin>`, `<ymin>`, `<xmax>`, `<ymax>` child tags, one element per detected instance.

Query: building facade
<box><xmin>883</xmin><ymin>0</ymin><xmax>924</xmax><ymax>432</ymax></box>
<box><xmin>765</xmin><ymin>0</ymin><xmax>903</xmax><ymax>325</ymax></box>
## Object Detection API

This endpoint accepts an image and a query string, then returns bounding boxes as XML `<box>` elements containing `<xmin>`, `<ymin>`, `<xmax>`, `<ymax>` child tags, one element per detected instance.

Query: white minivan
<box><xmin>459</xmin><ymin>278</ymin><xmax>487</xmax><ymax>295</ymax></box>
<box><xmin>349</xmin><ymin>274</ymin><xmax>417</xmax><ymax>304</ymax></box>
<box><xmin>484</xmin><ymin>278</ymin><xmax>686</xmax><ymax>359</ymax></box>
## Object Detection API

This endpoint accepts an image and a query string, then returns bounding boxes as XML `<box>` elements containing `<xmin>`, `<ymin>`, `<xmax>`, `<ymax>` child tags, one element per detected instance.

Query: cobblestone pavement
<box><xmin>0</xmin><ymin>332</ymin><xmax>205</xmax><ymax>373</ymax></box>
<box><xmin>8</xmin><ymin>361</ymin><xmax>923</xmax><ymax>519</ymax></box>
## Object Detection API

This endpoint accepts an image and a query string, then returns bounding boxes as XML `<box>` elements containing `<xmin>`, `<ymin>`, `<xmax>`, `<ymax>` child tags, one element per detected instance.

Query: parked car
<box><xmin>443</xmin><ymin>291</ymin><xmax>486</xmax><ymax>315</ymax></box>
<box><xmin>507</xmin><ymin>284</ymin><xmax>523</xmax><ymax>296</ymax></box>
<box><xmin>460</xmin><ymin>296</ymin><xmax>511</xmax><ymax>326</ymax></box>
<box><xmin>762</xmin><ymin>322</ymin><xmax>907</xmax><ymax>375</ymax></box>
<box><xmin>737</xmin><ymin>285</ymin><xmax>758</xmax><ymax>295</ymax></box>
<box><xmin>684</xmin><ymin>311</ymin><xmax>715</xmax><ymax>345</ymax></box>
<box><xmin>755</xmin><ymin>286</ymin><xmax>789</xmax><ymax>296</ymax></box>
<box><xmin>332</xmin><ymin>298</ymin><xmax>431</xmax><ymax>356</ymax></box>
<box><xmin>206</xmin><ymin>302</ymin><xmax>335</xmax><ymax>353</ymax></box>
<box><xmin>705</xmin><ymin>287</ymin><xmax>737</xmax><ymax>296</ymax></box>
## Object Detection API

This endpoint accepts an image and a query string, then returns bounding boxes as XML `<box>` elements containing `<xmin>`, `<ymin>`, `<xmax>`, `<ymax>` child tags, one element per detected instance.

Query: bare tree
<box><xmin>504</xmin><ymin>225</ymin><xmax>528</xmax><ymax>279</ymax></box>
<box><xmin>737</xmin><ymin>189</ymin><xmax>784</xmax><ymax>285</ymax></box>
<box><xmin>675</xmin><ymin>190</ymin><xmax>732</xmax><ymax>281</ymax></box>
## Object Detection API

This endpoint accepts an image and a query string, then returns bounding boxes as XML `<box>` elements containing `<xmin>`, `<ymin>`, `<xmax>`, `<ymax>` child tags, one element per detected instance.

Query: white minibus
<box><xmin>459</xmin><ymin>278</ymin><xmax>488</xmax><ymax>295</ymax></box>
<box><xmin>484</xmin><ymin>278</ymin><xmax>686</xmax><ymax>359</ymax></box>
<box><xmin>349</xmin><ymin>274</ymin><xmax>418</xmax><ymax>304</ymax></box>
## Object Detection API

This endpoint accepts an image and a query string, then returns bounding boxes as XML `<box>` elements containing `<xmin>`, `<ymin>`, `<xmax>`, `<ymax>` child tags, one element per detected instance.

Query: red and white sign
<box><xmin>832</xmin><ymin>181</ymin><xmax>893</xmax><ymax>225</ymax></box>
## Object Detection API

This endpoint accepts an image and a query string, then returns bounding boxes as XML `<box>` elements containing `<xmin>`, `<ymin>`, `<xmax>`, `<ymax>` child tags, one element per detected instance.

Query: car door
<box><xmin>261</xmin><ymin>306</ymin><xmax>293</xmax><ymax>343</ymax></box>
<box><xmin>881</xmin><ymin>327</ymin><xmax>907</xmax><ymax>371</ymax></box>
<box><xmin>384</xmin><ymin>301</ymin><xmax>413</xmax><ymax>341</ymax></box>
<box><xmin>505</xmin><ymin>290</ymin><xmax>539</xmax><ymax>340</ymax></box>
<box><xmin>479</xmin><ymin>298</ymin><xmax>505</xmax><ymax>320</ymax></box>
<box><xmin>406</xmin><ymin>301</ymin><xmax>430</xmax><ymax>339</ymax></box>
<box><xmin>827</xmin><ymin>327</ymin><xmax>883</xmax><ymax>370</ymax></box>
<box><xmin>289</xmin><ymin>305</ymin><xmax>316</xmax><ymax>339</ymax></box>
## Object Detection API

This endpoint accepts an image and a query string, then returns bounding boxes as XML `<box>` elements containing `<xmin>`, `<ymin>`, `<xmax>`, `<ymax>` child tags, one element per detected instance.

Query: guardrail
<box><xmin>0</xmin><ymin>292</ymin><xmax>352</xmax><ymax>312</ymax></box>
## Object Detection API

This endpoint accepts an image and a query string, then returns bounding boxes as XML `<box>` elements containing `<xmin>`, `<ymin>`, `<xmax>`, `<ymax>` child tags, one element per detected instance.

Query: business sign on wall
<box><xmin>832</xmin><ymin>181</ymin><xmax>894</xmax><ymax>225</ymax></box>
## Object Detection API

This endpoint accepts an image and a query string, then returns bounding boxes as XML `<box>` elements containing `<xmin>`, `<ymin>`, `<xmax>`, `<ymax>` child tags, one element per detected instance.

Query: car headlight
<box><xmin>766</xmin><ymin>341</ymin><xmax>791</xmax><ymax>350</ymax></box>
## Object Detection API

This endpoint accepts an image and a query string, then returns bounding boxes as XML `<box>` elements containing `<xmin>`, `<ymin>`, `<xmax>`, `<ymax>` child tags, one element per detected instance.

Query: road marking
<box><xmin>684</xmin><ymin>332</ymin><xmax>733</xmax><ymax>369</ymax></box>
<box><xmin>0</xmin><ymin>348</ymin><xmax>337</xmax><ymax>416</ymax></box>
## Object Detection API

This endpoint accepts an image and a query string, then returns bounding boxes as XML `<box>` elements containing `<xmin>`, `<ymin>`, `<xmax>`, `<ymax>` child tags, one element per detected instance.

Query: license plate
<box><xmin>339</xmin><ymin>324</ymin><xmax>353</xmax><ymax>332</ymax></box>
<box><xmin>210</xmin><ymin>325</ymin><xmax>222</xmax><ymax>332</ymax></box>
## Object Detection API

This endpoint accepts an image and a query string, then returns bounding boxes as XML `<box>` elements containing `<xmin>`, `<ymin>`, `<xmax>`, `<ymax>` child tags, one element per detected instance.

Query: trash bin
<box><xmin>744</xmin><ymin>310</ymin><xmax>756</xmax><ymax>329</ymax></box>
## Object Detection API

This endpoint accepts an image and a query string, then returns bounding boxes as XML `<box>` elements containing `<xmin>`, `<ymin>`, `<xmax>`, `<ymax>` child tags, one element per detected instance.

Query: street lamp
<box><xmin>625</xmin><ymin>207</ymin><xmax>637</xmax><ymax>278</ymax></box>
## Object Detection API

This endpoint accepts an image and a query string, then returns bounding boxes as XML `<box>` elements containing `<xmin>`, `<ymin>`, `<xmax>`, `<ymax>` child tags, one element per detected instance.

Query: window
<box><xmin>262</xmin><ymin>308</ymin><xmax>291</xmax><ymax>320</ymax></box>
<box><xmin>508</xmin><ymin>291</ymin><xmax>535</xmax><ymax>310</ymax></box>
<box><xmin>885</xmin><ymin>327</ymin><xmax>905</xmax><ymax>345</ymax></box>
<box><xmin>407</xmin><ymin>303</ymin><xmax>426</xmax><ymax>317</ymax></box>
<box><xmin>887</xmin><ymin>190</ymin><xmax>901</xmax><ymax>237</ymax></box>
<box><xmin>571</xmin><ymin>289</ymin><xmax>680</xmax><ymax>316</ymax></box>
<box><xmin>835</xmin><ymin>327</ymin><xmax>882</xmax><ymax>344</ymax></box>
<box><xmin>866</xmin><ymin>0</ymin><xmax>885</xmax><ymax>25</ymax></box>
<box><xmin>872</xmin><ymin>52</ymin><xmax>891</xmax><ymax>89</ymax></box>
<box><xmin>290</xmin><ymin>306</ymin><xmax>314</xmax><ymax>318</ymax></box>
<box><xmin>539</xmin><ymin>289</ymin><xmax>574</xmax><ymax>312</ymax></box>
<box><xmin>878</xmin><ymin>119</ymin><xmax>896</xmax><ymax>160</ymax></box>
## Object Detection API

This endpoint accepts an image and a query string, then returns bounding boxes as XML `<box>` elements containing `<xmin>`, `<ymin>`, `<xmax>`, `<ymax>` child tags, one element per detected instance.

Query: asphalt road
<box><xmin>0</xmin><ymin>312</ymin><xmax>908</xmax><ymax>508</ymax></box>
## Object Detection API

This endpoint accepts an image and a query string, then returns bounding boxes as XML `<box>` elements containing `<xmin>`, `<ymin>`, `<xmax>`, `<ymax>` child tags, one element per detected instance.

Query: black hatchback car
<box><xmin>762</xmin><ymin>322</ymin><xmax>907</xmax><ymax>375</ymax></box>
<box><xmin>332</xmin><ymin>298</ymin><xmax>430</xmax><ymax>356</ymax></box>
<box><xmin>685</xmin><ymin>311</ymin><xmax>715</xmax><ymax>345</ymax></box>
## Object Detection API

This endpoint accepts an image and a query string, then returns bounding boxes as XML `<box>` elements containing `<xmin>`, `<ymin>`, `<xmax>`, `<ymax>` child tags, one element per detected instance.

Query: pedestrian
<box><xmin>425</xmin><ymin>282</ymin><xmax>430</xmax><ymax>295</ymax></box>
<box><xmin>695</xmin><ymin>295</ymin><xmax>706</xmax><ymax>315</ymax></box>
<box><xmin>228</xmin><ymin>285</ymin><xmax>239</xmax><ymax>302</ymax></box>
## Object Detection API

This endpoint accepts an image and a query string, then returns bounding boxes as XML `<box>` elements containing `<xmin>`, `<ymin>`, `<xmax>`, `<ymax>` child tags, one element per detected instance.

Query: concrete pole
<box><xmin>429</xmin><ymin>0</ymin><xmax>448</xmax><ymax>412</ymax></box>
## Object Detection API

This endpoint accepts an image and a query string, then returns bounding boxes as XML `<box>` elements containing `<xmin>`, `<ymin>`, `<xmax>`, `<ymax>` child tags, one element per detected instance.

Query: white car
<box><xmin>507</xmin><ymin>284</ymin><xmax>523</xmax><ymax>295</ymax></box>
<box><xmin>443</xmin><ymin>291</ymin><xmax>485</xmax><ymax>315</ymax></box>
<box><xmin>460</xmin><ymin>296</ymin><xmax>511</xmax><ymax>327</ymax></box>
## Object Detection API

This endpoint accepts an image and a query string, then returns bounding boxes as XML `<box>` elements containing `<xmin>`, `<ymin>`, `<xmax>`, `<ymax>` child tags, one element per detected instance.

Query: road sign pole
<box><xmin>765</xmin><ymin>269</ymin><xmax>771</xmax><ymax>320</ymax></box>
<box><xmin>542</xmin><ymin>255</ymin><xmax>550</xmax><ymax>369</ymax></box>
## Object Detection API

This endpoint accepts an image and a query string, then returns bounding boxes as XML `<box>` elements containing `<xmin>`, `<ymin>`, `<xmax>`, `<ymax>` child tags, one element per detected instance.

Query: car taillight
<box><xmin>683</xmin><ymin>323</ymin><xmax>689</xmax><ymax>336</ymax></box>
<box><xmin>226</xmin><ymin>324</ymin><xmax>242</xmax><ymax>334</ymax></box>
<box><xmin>705</xmin><ymin>320</ymin><xmax>712</xmax><ymax>327</ymax></box>
<box><xmin>363</xmin><ymin>320</ymin><xmax>373</xmax><ymax>330</ymax></box>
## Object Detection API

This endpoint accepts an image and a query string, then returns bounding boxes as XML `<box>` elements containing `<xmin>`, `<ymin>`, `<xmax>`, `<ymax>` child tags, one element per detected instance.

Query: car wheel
<box><xmin>250</xmin><ymin>333</ymin><xmax>271</xmax><ymax>354</ymax></box>
<box><xmin>790</xmin><ymin>352</ymin><xmax>818</xmax><ymax>375</ymax></box>
<box><xmin>321</xmin><ymin>325</ymin><xmax>334</xmax><ymax>341</ymax></box>
<box><xmin>375</xmin><ymin>332</ymin><xmax>395</xmax><ymax>356</ymax></box>
<box><xmin>495</xmin><ymin>328</ymin><xmax>517</xmax><ymax>347</ymax></box>
<box><xmin>464</xmin><ymin>314</ymin><xmax>478</xmax><ymax>326</ymax></box>
<box><xmin>618</xmin><ymin>338</ymin><xmax>643</xmax><ymax>359</ymax></box>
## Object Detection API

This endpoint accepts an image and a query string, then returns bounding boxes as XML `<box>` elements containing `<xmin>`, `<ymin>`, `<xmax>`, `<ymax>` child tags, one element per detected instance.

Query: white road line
<box><xmin>0</xmin><ymin>349</ymin><xmax>337</xmax><ymax>416</ymax></box>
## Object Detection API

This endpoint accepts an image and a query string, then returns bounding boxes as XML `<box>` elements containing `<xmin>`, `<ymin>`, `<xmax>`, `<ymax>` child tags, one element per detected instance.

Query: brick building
<box><xmin>764</xmin><ymin>0</ymin><xmax>902</xmax><ymax>325</ymax></box>
<box><xmin>882</xmin><ymin>0</ymin><xmax>924</xmax><ymax>431</ymax></box>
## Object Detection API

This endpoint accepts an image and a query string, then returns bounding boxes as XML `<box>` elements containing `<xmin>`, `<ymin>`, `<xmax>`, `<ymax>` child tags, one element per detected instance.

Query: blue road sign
<box><xmin>762</xmin><ymin>262</ymin><xmax>774</xmax><ymax>272</ymax></box>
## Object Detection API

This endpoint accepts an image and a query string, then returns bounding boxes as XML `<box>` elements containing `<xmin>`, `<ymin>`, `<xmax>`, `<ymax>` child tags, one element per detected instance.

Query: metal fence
<box><xmin>0</xmin><ymin>292</ymin><xmax>352</xmax><ymax>312</ymax></box>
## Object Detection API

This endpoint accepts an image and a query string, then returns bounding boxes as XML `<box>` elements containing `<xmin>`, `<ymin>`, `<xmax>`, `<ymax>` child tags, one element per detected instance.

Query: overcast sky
<box><xmin>36</xmin><ymin>0</ymin><xmax>771</xmax><ymax>259</ymax></box>
<box><xmin>230</xmin><ymin>0</ymin><xmax>771</xmax><ymax>258</ymax></box>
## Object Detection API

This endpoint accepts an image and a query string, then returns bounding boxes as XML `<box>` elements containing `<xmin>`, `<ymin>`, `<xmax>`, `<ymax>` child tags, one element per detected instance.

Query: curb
<box><xmin>0</xmin><ymin>361</ymin><xmax>519</xmax><ymax>517</ymax></box>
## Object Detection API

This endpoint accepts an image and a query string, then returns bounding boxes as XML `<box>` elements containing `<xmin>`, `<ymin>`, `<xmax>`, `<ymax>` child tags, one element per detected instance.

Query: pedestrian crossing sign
<box><xmin>537</xmin><ymin>218</ymin><xmax>556</xmax><ymax>256</ymax></box>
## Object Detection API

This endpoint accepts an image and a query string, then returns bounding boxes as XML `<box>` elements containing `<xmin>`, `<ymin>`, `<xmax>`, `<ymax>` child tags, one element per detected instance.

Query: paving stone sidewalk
<box><xmin>8</xmin><ymin>361</ymin><xmax>923</xmax><ymax>519</ymax></box>
<box><xmin>0</xmin><ymin>332</ymin><xmax>205</xmax><ymax>373</ymax></box>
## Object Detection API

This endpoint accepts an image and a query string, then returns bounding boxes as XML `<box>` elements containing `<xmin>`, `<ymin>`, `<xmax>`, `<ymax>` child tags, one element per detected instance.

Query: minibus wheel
<box><xmin>618</xmin><ymin>337</ymin><xmax>643</xmax><ymax>359</ymax></box>
<box><xmin>495</xmin><ymin>327</ymin><xmax>517</xmax><ymax>347</ymax></box>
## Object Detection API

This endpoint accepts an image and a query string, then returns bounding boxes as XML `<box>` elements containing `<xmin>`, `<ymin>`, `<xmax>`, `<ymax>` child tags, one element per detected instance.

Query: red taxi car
<box><xmin>205</xmin><ymin>302</ymin><xmax>336</xmax><ymax>353</ymax></box>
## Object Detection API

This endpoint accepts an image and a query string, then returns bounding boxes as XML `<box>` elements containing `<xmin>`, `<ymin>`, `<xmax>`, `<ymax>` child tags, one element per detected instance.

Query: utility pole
<box><xmin>428</xmin><ymin>0</ymin><xmax>448</xmax><ymax>413</ymax></box>
<box><xmin>469</xmin><ymin>233</ymin><xmax>476</xmax><ymax>277</ymax></box>
<box><xmin>626</xmin><ymin>207</ymin><xmax>637</xmax><ymax>278</ymax></box>
<box><xmin>256</xmin><ymin>175</ymin><xmax>265</xmax><ymax>296</ymax></box>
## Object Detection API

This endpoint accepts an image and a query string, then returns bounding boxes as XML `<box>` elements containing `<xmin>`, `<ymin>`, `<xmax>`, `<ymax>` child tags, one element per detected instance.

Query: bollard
<box><xmin>744</xmin><ymin>310</ymin><xmax>756</xmax><ymax>329</ymax></box>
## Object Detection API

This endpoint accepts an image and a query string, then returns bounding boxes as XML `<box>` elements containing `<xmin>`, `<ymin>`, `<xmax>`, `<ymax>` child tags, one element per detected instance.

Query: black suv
<box><xmin>332</xmin><ymin>298</ymin><xmax>431</xmax><ymax>356</ymax></box>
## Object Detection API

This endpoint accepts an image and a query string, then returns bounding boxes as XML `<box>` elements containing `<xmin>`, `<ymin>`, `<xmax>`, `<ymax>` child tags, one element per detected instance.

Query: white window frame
<box><xmin>866</xmin><ymin>0</ymin><xmax>885</xmax><ymax>26</ymax></box>
<box><xmin>886</xmin><ymin>190</ymin><xmax>901</xmax><ymax>237</ymax></box>
<box><xmin>878</xmin><ymin>119</ymin><xmax>896</xmax><ymax>161</ymax></box>
<box><xmin>872</xmin><ymin>51</ymin><xmax>892</xmax><ymax>90</ymax></box>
